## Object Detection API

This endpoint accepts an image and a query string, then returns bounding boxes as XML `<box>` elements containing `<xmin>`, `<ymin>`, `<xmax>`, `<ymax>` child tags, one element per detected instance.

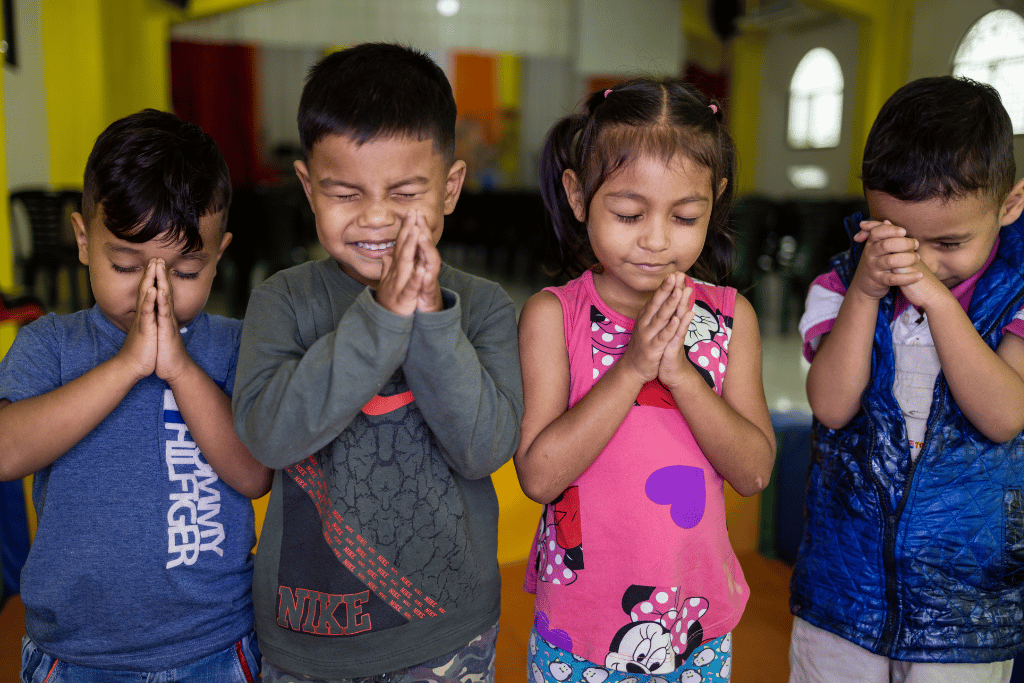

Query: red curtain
<box><xmin>170</xmin><ymin>40</ymin><xmax>267</xmax><ymax>188</ymax></box>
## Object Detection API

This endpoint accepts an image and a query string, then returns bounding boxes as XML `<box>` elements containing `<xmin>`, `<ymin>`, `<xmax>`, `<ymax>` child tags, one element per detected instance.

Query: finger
<box><xmin>139</xmin><ymin>284</ymin><xmax>158</xmax><ymax>331</ymax></box>
<box><xmin>639</xmin><ymin>273</ymin><xmax>680</xmax><ymax>328</ymax></box>
<box><xmin>380</xmin><ymin>252</ymin><xmax>394</xmax><ymax>281</ymax></box>
<box><xmin>417</xmin><ymin>230</ymin><xmax>441</xmax><ymax>277</ymax></box>
<box><xmin>652</xmin><ymin>278</ymin><xmax>685</xmax><ymax>325</ymax></box>
<box><xmin>657</xmin><ymin>313</ymin><xmax>683</xmax><ymax>344</ymax></box>
<box><xmin>136</xmin><ymin>260</ymin><xmax>157</xmax><ymax>310</ymax></box>
<box><xmin>873</xmin><ymin>236</ymin><xmax>919</xmax><ymax>255</ymax></box>
<box><xmin>866</xmin><ymin>224</ymin><xmax>907</xmax><ymax>243</ymax></box>
<box><xmin>393</xmin><ymin>214</ymin><xmax>420</xmax><ymax>270</ymax></box>
<box><xmin>674</xmin><ymin>285</ymin><xmax>694</xmax><ymax>318</ymax></box>
<box><xmin>662</xmin><ymin>314</ymin><xmax>689</xmax><ymax>362</ymax></box>
<box><xmin>879</xmin><ymin>250</ymin><xmax>920</xmax><ymax>271</ymax></box>
<box><xmin>154</xmin><ymin>261</ymin><xmax>171</xmax><ymax>312</ymax></box>
<box><xmin>882</xmin><ymin>270</ymin><xmax>924</xmax><ymax>286</ymax></box>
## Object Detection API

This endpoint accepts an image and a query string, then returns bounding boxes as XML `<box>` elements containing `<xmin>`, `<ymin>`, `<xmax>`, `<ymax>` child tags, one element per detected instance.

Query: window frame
<box><xmin>786</xmin><ymin>47</ymin><xmax>845</xmax><ymax>151</ymax></box>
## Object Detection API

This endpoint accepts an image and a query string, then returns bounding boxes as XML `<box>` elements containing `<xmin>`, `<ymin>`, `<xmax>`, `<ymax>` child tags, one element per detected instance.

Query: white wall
<box><xmin>258</xmin><ymin>45</ymin><xmax>321</xmax><ymax>152</ymax></box>
<box><xmin>171</xmin><ymin>0</ymin><xmax>573</xmax><ymax>57</ymax></box>
<box><xmin>4</xmin><ymin>0</ymin><xmax>51</xmax><ymax>192</ymax></box>
<box><xmin>752</xmin><ymin>14</ymin><xmax>860</xmax><ymax>198</ymax></box>
<box><xmin>908</xmin><ymin>0</ymin><xmax>1024</xmax><ymax>176</ymax></box>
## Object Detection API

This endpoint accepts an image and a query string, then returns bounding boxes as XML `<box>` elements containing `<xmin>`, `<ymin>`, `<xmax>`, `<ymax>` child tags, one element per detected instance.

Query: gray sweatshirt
<box><xmin>233</xmin><ymin>258</ymin><xmax>523</xmax><ymax>679</ymax></box>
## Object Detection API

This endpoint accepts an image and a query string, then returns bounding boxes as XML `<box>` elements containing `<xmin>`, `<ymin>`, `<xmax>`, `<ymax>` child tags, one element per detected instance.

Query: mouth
<box><xmin>632</xmin><ymin>262</ymin><xmax>669</xmax><ymax>273</ymax></box>
<box><xmin>352</xmin><ymin>240</ymin><xmax>396</xmax><ymax>257</ymax></box>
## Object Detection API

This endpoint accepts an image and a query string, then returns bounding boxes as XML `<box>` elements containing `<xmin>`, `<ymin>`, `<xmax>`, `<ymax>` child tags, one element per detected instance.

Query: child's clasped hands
<box><xmin>622</xmin><ymin>272</ymin><xmax>697</xmax><ymax>389</ymax></box>
<box><xmin>853</xmin><ymin>220</ymin><xmax>948</xmax><ymax>309</ymax></box>
<box><xmin>119</xmin><ymin>258</ymin><xmax>194</xmax><ymax>383</ymax></box>
<box><xmin>374</xmin><ymin>209</ymin><xmax>442</xmax><ymax>316</ymax></box>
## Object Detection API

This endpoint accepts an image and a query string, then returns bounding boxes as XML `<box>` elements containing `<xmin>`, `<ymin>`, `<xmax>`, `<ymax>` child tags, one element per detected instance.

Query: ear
<box><xmin>716</xmin><ymin>177</ymin><xmax>728</xmax><ymax>199</ymax></box>
<box><xmin>999</xmin><ymin>177</ymin><xmax>1024</xmax><ymax>226</ymax></box>
<box><xmin>294</xmin><ymin>159</ymin><xmax>314</xmax><ymax>207</ymax></box>
<box><xmin>562</xmin><ymin>169</ymin><xmax>586</xmax><ymax>223</ymax></box>
<box><xmin>443</xmin><ymin>159</ymin><xmax>467</xmax><ymax>215</ymax></box>
<box><xmin>71</xmin><ymin>212</ymin><xmax>90</xmax><ymax>266</ymax></box>
<box><xmin>215</xmin><ymin>231</ymin><xmax>233</xmax><ymax>263</ymax></box>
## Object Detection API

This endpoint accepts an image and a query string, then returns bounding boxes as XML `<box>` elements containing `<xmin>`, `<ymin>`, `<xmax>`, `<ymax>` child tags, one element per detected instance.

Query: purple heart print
<box><xmin>645</xmin><ymin>465</ymin><xmax>706</xmax><ymax>529</ymax></box>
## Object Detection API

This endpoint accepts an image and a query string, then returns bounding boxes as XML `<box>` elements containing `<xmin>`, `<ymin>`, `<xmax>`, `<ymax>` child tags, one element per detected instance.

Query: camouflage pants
<box><xmin>260</xmin><ymin>623</ymin><xmax>498</xmax><ymax>683</ymax></box>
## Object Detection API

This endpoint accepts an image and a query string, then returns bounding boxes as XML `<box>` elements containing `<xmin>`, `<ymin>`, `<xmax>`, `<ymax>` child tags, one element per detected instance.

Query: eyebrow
<box><xmin>319</xmin><ymin>176</ymin><xmax>431</xmax><ymax>191</ymax></box>
<box><xmin>604</xmin><ymin>190</ymin><xmax>711</xmax><ymax>206</ymax></box>
<box><xmin>104</xmin><ymin>243</ymin><xmax>210</xmax><ymax>263</ymax></box>
<box><xmin>926</xmin><ymin>232</ymin><xmax>974</xmax><ymax>242</ymax></box>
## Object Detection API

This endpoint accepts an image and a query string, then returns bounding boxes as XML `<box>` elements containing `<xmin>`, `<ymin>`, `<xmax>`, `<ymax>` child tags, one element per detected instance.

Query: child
<box><xmin>516</xmin><ymin>79</ymin><xmax>776</xmax><ymax>683</ymax></box>
<box><xmin>0</xmin><ymin>109</ymin><xmax>272</xmax><ymax>679</ymax></box>
<box><xmin>791</xmin><ymin>76</ymin><xmax>1024</xmax><ymax>682</ymax></box>
<box><xmin>231</xmin><ymin>43</ymin><xmax>524</xmax><ymax>682</ymax></box>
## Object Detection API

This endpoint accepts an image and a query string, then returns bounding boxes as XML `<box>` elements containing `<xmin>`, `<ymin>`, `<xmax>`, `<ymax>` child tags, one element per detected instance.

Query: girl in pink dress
<box><xmin>516</xmin><ymin>78</ymin><xmax>776</xmax><ymax>683</ymax></box>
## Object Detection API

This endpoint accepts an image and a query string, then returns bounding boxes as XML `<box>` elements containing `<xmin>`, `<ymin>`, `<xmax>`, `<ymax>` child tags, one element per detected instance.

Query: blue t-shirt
<box><xmin>0</xmin><ymin>306</ymin><xmax>256</xmax><ymax>670</ymax></box>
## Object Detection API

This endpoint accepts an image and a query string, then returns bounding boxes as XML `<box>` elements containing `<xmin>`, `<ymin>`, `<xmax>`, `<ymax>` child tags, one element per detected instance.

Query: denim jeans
<box><xmin>21</xmin><ymin>631</ymin><xmax>261</xmax><ymax>683</ymax></box>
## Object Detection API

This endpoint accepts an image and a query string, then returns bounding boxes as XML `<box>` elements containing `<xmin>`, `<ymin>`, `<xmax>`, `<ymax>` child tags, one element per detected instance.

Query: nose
<box><xmin>358</xmin><ymin>198</ymin><xmax>397</xmax><ymax>228</ymax></box>
<box><xmin>637</xmin><ymin>217</ymin><xmax>669</xmax><ymax>252</ymax></box>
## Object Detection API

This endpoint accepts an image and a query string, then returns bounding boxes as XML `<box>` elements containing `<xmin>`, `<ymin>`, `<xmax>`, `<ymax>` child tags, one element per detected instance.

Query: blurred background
<box><xmin>2</xmin><ymin>0</ymin><xmax>1024</xmax><ymax>681</ymax></box>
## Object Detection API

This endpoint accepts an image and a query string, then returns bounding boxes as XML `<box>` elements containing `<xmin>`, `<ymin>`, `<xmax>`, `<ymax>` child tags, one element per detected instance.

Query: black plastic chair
<box><xmin>10</xmin><ymin>189</ymin><xmax>90</xmax><ymax>311</ymax></box>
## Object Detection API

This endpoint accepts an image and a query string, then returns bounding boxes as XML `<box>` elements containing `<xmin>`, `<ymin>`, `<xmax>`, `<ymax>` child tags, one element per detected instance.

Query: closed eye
<box><xmin>616</xmin><ymin>214</ymin><xmax>641</xmax><ymax>224</ymax></box>
<box><xmin>112</xmin><ymin>263</ymin><xmax>139</xmax><ymax>274</ymax></box>
<box><xmin>174</xmin><ymin>271</ymin><xmax>202</xmax><ymax>280</ymax></box>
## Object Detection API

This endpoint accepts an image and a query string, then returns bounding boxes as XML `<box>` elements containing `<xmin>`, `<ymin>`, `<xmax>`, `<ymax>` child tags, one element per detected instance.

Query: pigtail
<box><xmin>540</xmin><ymin>113</ymin><xmax>595</xmax><ymax>278</ymax></box>
<box><xmin>689</xmin><ymin>95</ymin><xmax>737</xmax><ymax>285</ymax></box>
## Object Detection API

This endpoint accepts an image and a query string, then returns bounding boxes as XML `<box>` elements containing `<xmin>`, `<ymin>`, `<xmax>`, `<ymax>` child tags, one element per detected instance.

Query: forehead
<box><xmin>90</xmin><ymin>208</ymin><xmax>224</xmax><ymax>257</ymax></box>
<box><xmin>865</xmin><ymin>189</ymin><xmax>1000</xmax><ymax>240</ymax></box>
<box><xmin>600</xmin><ymin>153</ymin><xmax>714</xmax><ymax>196</ymax></box>
<box><xmin>308</xmin><ymin>133</ymin><xmax>446</xmax><ymax>183</ymax></box>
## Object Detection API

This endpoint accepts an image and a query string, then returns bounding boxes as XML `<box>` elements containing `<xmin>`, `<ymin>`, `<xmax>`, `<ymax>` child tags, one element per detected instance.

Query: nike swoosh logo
<box><xmin>361</xmin><ymin>391</ymin><xmax>415</xmax><ymax>415</ymax></box>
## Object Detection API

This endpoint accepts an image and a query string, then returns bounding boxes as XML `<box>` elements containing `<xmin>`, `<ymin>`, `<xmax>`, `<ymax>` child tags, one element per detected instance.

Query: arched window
<box><xmin>953</xmin><ymin>9</ymin><xmax>1024</xmax><ymax>134</ymax></box>
<box><xmin>787</xmin><ymin>48</ymin><xmax>844</xmax><ymax>149</ymax></box>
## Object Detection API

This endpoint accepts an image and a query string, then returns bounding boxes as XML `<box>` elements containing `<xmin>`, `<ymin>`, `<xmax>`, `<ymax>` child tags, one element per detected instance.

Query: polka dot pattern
<box><xmin>631</xmin><ymin>590</ymin><xmax>709</xmax><ymax>656</ymax></box>
<box><xmin>587</xmin><ymin>295</ymin><xmax>734</xmax><ymax>396</ymax></box>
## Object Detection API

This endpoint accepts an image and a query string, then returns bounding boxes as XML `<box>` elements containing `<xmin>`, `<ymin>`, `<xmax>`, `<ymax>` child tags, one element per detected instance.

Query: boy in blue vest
<box><xmin>0</xmin><ymin>109</ymin><xmax>272</xmax><ymax>681</ymax></box>
<box><xmin>790</xmin><ymin>76</ymin><xmax>1024</xmax><ymax>682</ymax></box>
<box><xmin>232</xmin><ymin>43</ymin><xmax>523</xmax><ymax>682</ymax></box>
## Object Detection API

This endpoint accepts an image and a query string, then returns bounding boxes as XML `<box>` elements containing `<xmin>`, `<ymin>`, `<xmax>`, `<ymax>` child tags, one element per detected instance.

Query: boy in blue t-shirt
<box><xmin>0</xmin><ymin>109</ymin><xmax>272</xmax><ymax>680</ymax></box>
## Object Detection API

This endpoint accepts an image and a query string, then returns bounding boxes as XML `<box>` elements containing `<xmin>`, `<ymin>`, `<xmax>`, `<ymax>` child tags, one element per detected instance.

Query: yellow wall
<box><xmin>41</xmin><ymin>0</ymin><xmax>272</xmax><ymax>189</ymax></box>
<box><xmin>722</xmin><ymin>0</ymin><xmax>914</xmax><ymax>195</ymax></box>
<box><xmin>8</xmin><ymin>0</ymin><xmax>271</xmax><ymax>544</ymax></box>
<box><xmin>9</xmin><ymin>0</ymin><xmax>911</xmax><ymax>560</ymax></box>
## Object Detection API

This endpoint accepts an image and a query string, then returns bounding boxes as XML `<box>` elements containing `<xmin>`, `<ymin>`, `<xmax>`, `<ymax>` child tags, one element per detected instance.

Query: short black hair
<box><xmin>82</xmin><ymin>108</ymin><xmax>231</xmax><ymax>254</ymax></box>
<box><xmin>862</xmin><ymin>76</ymin><xmax>1015</xmax><ymax>204</ymax></box>
<box><xmin>297</xmin><ymin>43</ymin><xmax>457</xmax><ymax>163</ymax></box>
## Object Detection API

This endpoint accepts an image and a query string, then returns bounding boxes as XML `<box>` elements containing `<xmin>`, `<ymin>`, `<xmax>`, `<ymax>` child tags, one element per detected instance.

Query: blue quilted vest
<box><xmin>789</xmin><ymin>213</ymin><xmax>1024</xmax><ymax>662</ymax></box>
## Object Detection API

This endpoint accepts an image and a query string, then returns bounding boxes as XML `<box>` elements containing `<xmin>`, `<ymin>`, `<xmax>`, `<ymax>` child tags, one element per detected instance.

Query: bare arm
<box><xmin>901</xmin><ymin>261</ymin><xmax>1024</xmax><ymax>443</ymax></box>
<box><xmin>515</xmin><ymin>276</ymin><xmax>687</xmax><ymax>504</ymax></box>
<box><xmin>807</xmin><ymin>221</ymin><xmax>921</xmax><ymax>428</ymax></box>
<box><xmin>805</xmin><ymin>289</ymin><xmax>879</xmax><ymax>428</ymax></box>
<box><xmin>0</xmin><ymin>359</ymin><xmax>141</xmax><ymax>481</ymax></box>
<box><xmin>165</xmin><ymin>364</ymin><xmax>273</xmax><ymax>499</ymax></box>
<box><xmin>0</xmin><ymin>264</ymin><xmax>164</xmax><ymax>481</ymax></box>
<box><xmin>661</xmin><ymin>294</ymin><xmax>775</xmax><ymax>496</ymax></box>
<box><xmin>154</xmin><ymin>261</ymin><xmax>272</xmax><ymax>498</ymax></box>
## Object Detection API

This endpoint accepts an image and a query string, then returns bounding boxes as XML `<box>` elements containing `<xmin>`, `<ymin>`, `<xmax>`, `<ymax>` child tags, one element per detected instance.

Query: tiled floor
<box><xmin>0</xmin><ymin>244</ymin><xmax>805</xmax><ymax>682</ymax></box>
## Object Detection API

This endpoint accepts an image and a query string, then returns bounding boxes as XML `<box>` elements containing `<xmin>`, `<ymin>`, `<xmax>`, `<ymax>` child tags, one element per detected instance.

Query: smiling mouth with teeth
<box><xmin>355</xmin><ymin>241</ymin><xmax>396</xmax><ymax>252</ymax></box>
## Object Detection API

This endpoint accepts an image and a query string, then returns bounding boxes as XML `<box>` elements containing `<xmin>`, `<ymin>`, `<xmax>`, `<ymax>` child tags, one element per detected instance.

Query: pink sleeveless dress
<box><xmin>524</xmin><ymin>270</ymin><xmax>749</xmax><ymax>672</ymax></box>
